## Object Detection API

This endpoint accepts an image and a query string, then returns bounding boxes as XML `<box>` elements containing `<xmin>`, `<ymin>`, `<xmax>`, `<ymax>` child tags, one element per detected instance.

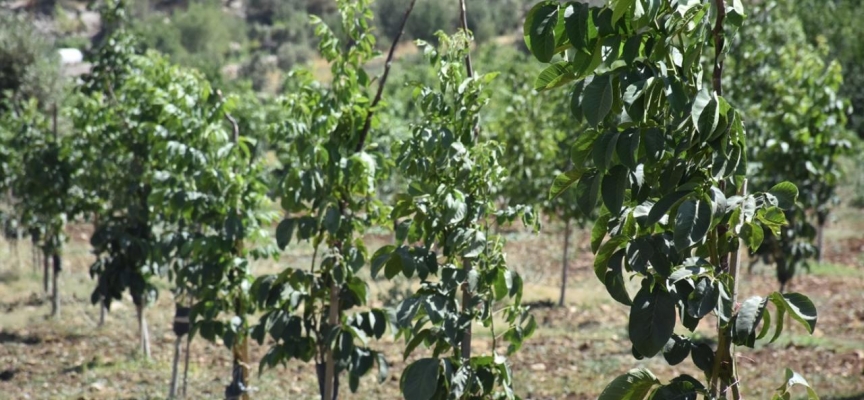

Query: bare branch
<box><xmin>355</xmin><ymin>0</ymin><xmax>418</xmax><ymax>153</ymax></box>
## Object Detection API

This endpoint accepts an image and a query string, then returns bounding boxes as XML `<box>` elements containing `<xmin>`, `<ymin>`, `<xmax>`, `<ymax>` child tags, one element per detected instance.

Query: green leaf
<box><xmin>403</xmin><ymin>329</ymin><xmax>430</xmax><ymax>360</ymax></box>
<box><xmin>597</xmin><ymin>368</ymin><xmax>660</xmax><ymax>400</ymax></box>
<box><xmin>401</xmin><ymin>358</ymin><xmax>440</xmax><ymax>400</ymax></box>
<box><xmin>775</xmin><ymin>368</ymin><xmax>820</xmax><ymax>400</ymax></box>
<box><xmin>673</xmin><ymin>199</ymin><xmax>712</xmax><ymax>250</ymax></box>
<box><xmin>645</xmin><ymin>191</ymin><xmax>689</xmax><ymax>226</ymax></box>
<box><xmin>570</xmin><ymin>129</ymin><xmax>602</xmax><ymax>168</ymax></box>
<box><xmin>275</xmin><ymin>218</ymin><xmax>295</xmax><ymax>250</ymax></box>
<box><xmin>768</xmin><ymin>182</ymin><xmax>799</xmax><ymax>210</ymax></box>
<box><xmin>524</xmin><ymin>2</ymin><xmax>562</xmax><ymax>63</ymax></box>
<box><xmin>550</xmin><ymin>170</ymin><xmax>584</xmax><ymax>200</ymax></box>
<box><xmin>691</xmin><ymin>90</ymin><xmax>718</xmax><ymax>138</ymax></box>
<box><xmin>686</xmin><ymin>277</ymin><xmax>716</xmax><ymax>319</ymax></box>
<box><xmin>629</xmin><ymin>286</ymin><xmax>676</xmax><ymax>357</ymax></box>
<box><xmin>770</xmin><ymin>292</ymin><xmax>818</xmax><ymax>334</ymax></box>
<box><xmin>593</xmin><ymin>132</ymin><xmax>620</xmax><ymax>173</ymax></box>
<box><xmin>575</xmin><ymin>169</ymin><xmax>602</xmax><ymax>214</ymax></box>
<box><xmin>591</xmin><ymin>212</ymin><xmax>611</xmax><ymax>253</ymax></box>
<box><xmin>740</xmin><ymin>221</ymin><xmax>764</xmax><ymax>252</ymax></box>
<box><xmin>662</xmin><ymin>335</ymin><xmax>691</xmax><ymax>366</ymax></box>
<box><xmin>604</xmin><ymin>250</ymin><xmax>631</xmax><ymax>306</ymax></box>
<box><xmin>612</xmin><ymin>0</ymin><xmax>636</xmax><ymax>24</ymax></box>
<box><xmin>602</xmin><ymin>165</ymin><xmax>629</xmax><ymax>214</ymax></box>
<box><xmin>564</xmin><ymin>2</ymin><xmax>593</xmax><ymax>52</ymax></box>
<box><xmin>733</xmin><ymin>296</ymin><xmax>767</xmax><ymax>348</ymax></box>
<box><xmin>534</xmin><ymin>61</ymin><xmax>576</xmax><ymax>91</ymax></box>
<box><xmin>594</xmin><ymin>236</ymin><xmax>627</xmax><ymax>281</ymax></box>
<box><xmin>583</xmin><ymin>75</ymin><xmax>614</xmax><ymax>127</ymax></box>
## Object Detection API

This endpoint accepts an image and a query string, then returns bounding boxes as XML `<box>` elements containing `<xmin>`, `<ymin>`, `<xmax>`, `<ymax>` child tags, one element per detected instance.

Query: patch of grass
<box><xmin>808</xmin><ymin>262</ymin><xmax>864</xmax><ymax>278</ymax></box>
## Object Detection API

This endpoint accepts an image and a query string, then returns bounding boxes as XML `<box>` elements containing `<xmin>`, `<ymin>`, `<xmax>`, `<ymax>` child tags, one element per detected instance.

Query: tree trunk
<box><xmin>42</xmin><ymin>249</ymin><xmax>50</xmax><ymax>293</ymax></box>
<box><xmin>322</xmin><ymin>278</ymin><xmax>340</xmax><ymax>400</ymax></box>
<box><xmin>99</xmin><ymin>302</ymin><xmax>106</xmax><ymax>327</ymax></box>
<box><xmin>169</xmin><ymin>335</ymin><xmax>183</xmax><ymax>399</ymax></box>
<box><xmin>51</xmin><ymin>253</ymin><xmax>60</xmax><ymax>317</ymax></box>
<box><xmin>816</xmin><ymin>214</ymin><xmax>826</xmax><ymax>263</ymax></box>
<box><xmin>136</xmin><ymin>303</ymin><xmax>151</xmax><ymax>360</ymax></box>
<box><xmin>182</xmin><ymin>328</ymin><xmax>192</xmax><ymax>397</ymax></box>
<box><xmin>226</xmin><ymin>297</ymin><xmax>250</xmax><ymax>400</ymax></box>
<box><xmin>461</xmin><ymin>259</ymin><xmax>473</xmax><ymax>361</ymax></box>
<box><xmin>558</xmin><ymin>219</ymin><xmax>572</xmax><ymax>307</ymax></box>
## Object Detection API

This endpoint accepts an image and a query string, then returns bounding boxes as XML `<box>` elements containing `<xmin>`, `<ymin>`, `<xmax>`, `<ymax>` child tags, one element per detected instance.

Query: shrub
<box><xmin>0</xmin><ymin>11</ymin><xmax>62</xmax><ymax>110</ymax></box>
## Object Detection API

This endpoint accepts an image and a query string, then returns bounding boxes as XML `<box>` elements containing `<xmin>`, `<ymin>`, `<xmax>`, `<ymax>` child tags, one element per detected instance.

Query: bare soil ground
<box><xmin>1</xmin><ymin>209</ymin><xmax>863</xmax><ymax>400</ymax></box>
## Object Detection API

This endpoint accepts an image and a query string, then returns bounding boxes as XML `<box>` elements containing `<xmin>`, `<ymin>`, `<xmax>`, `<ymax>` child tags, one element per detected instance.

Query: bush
<box><xmin>134</xmin><ymin>0</ymin><xmax>247</xmax><ymax>81</ymax></box>
<box><xmin>0</xmin><ymin>11</ymin><xmax>63</xmax><ymax>110</ymax></box>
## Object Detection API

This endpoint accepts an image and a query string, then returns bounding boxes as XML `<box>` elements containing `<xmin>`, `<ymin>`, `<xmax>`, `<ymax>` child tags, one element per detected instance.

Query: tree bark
<box><xmin>136</xmin><ymin>303</ymin><xmax>151</xmax><ymax>360</ymax></box>
<box><xmin>169</xmin><ymin>335</ymin><xmax>183</xmax><ymax>399</ymax></box>
<box><xmin>182</xmin><ymin>327</ymin><xmax>192</xmax><ymax>397</ymax></box>
<box><xmin>51</xmin><ymin>253</ymin><xmax>60</xmax><ymax>317</ymax></box>
<box><xmin>42</xmin><ymin>248</ymin><xmax>50</xmax><ymax>293</ymax></box>
<box><xmin>558</xmin><ymin>219</ymin><xmax>572</xmax><ymax>307</ymax></box>
<box><xmin>322</xmin><ymin>278</ymin><xmax>340</xmax><ymax>400</ymax></box>
<box><xmin>816</xmin><ymin>214</ymin><xmax>826</xmax><ymax>263</ymax></box>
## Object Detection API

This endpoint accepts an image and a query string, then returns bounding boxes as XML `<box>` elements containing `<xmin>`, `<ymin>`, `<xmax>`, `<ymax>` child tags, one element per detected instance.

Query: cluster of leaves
<box><xmin>384</xmin><ymin>32</ymin><xmax>536</xmax><ymax>400</ymax></box>
<box><xmin>726</xmin><ymin>0</ymin><xmax>854</xmax><ymax>289</ymax></box>
<box><xmin>523</xmin><ymin>0</ymin><xmax>818</xmax><ymax>398</ymax></box>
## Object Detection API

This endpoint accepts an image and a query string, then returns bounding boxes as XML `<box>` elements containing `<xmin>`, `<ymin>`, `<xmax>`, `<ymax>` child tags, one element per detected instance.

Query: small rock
<box><xmin>530</xmin><ymin>363</ymin><xmax>546</xmax><ymax>371</ymax></box>
<box><xmin>89</xmin><ymin>381</ymin><xmax>105</xmax><ymax>392</ymax></box>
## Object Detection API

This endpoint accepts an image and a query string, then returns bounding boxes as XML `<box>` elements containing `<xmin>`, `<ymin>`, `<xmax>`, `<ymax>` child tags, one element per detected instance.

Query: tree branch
<box><xmin>355</xmin><ymin>0</ymin><xmax>417</xmax><ymax>153</ymax></box>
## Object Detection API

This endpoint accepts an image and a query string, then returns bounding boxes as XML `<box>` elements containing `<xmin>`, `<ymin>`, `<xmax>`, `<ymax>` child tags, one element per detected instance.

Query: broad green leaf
<box><xmin>604</xmin><ymin>250</ymin><xmax>631</xmax><ymax>306</ymax></box>
<box><xmin>774</xmin><ymin>368</ymin><xmax>820</xmax><ymax>400</ymax></box>
<box><xmin>686</xmin><ymin>277</ymin><xmax>716</xmax><ymax>318</ymax></box>
<box><xmin>602</xmin><ymin>165</ymin><xmax>629</xmax><ymax>214</ymax></box>
<box><xmin>535</xmin><ymin>61</ymin><xmax>576</xmax><ymax>91</ymax></box>
<box><xmin>733</xmin><ymin>296</ymin><xmax>767</xmax><ymax>348</ymax></box>
<box><xmin>662</xmin><ymin>335</ymin><xmax>690</xmax><ymax>366</ymax></box>
<box><xmin>275</xmin><ymin>218</ymin><xmax>295</xmax><ymax>250</ymax></box>
<box><xmin>768</xmin><ymin>182</ymin><xmax>799</xmax><ymax>210</ymax></box>
<box><xmin>591</xmin><ymin>212</ymin><xmax>611</xmax><ymax>253</ymax></box>
<box><xmin>583</xmin><ymin>75</ymin><xmax>614</xmax><ymax>127</ymax></box>
<box><xmin>593</xmin><ymin>132</ymin><xmax>620</xmax><ymax>173</ymax></box>
<box><xmin>598</xmin><ymin>368</ymin><xmax>659</xmax><ymax>400</ymax></box>
<box><xmin>691</xmin><ymin>90</ymin><xmax>718</xmax><ymax>138</ymax></box>
<box><xmin>570</xmin><ymin>129</ymin><xmax>602</xmax><ymax>168</ymax></box>
<box><xmin>770</xmin><ymin>292</ymin><xmax>818</xmax><ymax>334</ymax></box>
<box><xmin>629</xmin><ymin>286</ymin><xmax>676</xmax><ymax>357</ymax></box>
<box><xmin>740</xmin><ymin>221</ymin><xmax>764</xmax><ymax>252</ymax></box>
<box><xmin>564</xmin><ymin>2</ymin><xmax>594</xmax><ymax>52</ymax></box>
<box><xmin>401</xmin><ymin>358</ymin><xmax>440</xmax><ymax>400</ymax></box>
<box><xmin>673</xmin><ymin>199</ymin><xmax>712</xmax><ymax>250</ymax></box>
<box><xmin>575</xmin><ymin>169</ymin><xmax>602</xmax><ymax>214</ymax></box>
<box><xmin>646</xmin><ymin>191</ymin><xmax>690</xmax><ymax>226</ymax></box>
<box><xmin>594</xmin><ymin>235</ymin><xmax>627</xmax><ymax>280</ymax></box>
<box><xmin>524</xmin><ymin>2</ymin><xmax>562</xmax><ymax>63</ymax></box>
<box><xmin>612</xmin><ymin>0</ymin><xmax>636</xmax><ymax>24</ymax></box>
<box><xmin>550</xmin><ymin>170</ymin><xmax>584</xmax><ymax>200</ymax></box>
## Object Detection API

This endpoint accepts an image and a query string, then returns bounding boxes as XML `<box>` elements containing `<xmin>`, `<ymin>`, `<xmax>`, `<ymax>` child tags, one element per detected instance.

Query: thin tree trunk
<box><xmin>136</xmin><ymin>303</ymin><xmax>151</xmax><ymax>360</ymax></box>
<box><xmin>323</xmin><ymin>278</ymin><xmax>340</xmax><ymax>400</ymax></box>
<box><xmin>816</xmin><ymin>215</ymin><xmax>826</xmax><ymax>263</ymax></box>
<box><xmin>99</xmin><ymin>301</ymin><xmax>106</xmax><ymax>327</ymax></box>
<box><xmin>42</xmin><ymin>249</ymin><xmax>50</xmax><ymax>293</ymax></box>
<box><xmin>227</xmin><ymin>297</ymin><xmax>250</xmax><ymax>400</ymax></box>
<box><xmin>169</xmin><ymin>335</ymin><xmax>183</xmax><ymax>399</ymax></box>
<box><xmin>461</xmin><ymin>260</ymin><xmax>473</xmax><ymax>361</ymax></box>
<box><xmin>51</xmin><ymin>253</ymin><xmax>60</xmax><ymax>317</ymax></box>
<box><xmin>558</xmin><ymin>219</ymin><xmax>572</xmax><ymax>307</ymax></box>
<box><xmin>182</xmin><ymin>326</ymin><xmax>192</xmax><ymax>397</ymax></box>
